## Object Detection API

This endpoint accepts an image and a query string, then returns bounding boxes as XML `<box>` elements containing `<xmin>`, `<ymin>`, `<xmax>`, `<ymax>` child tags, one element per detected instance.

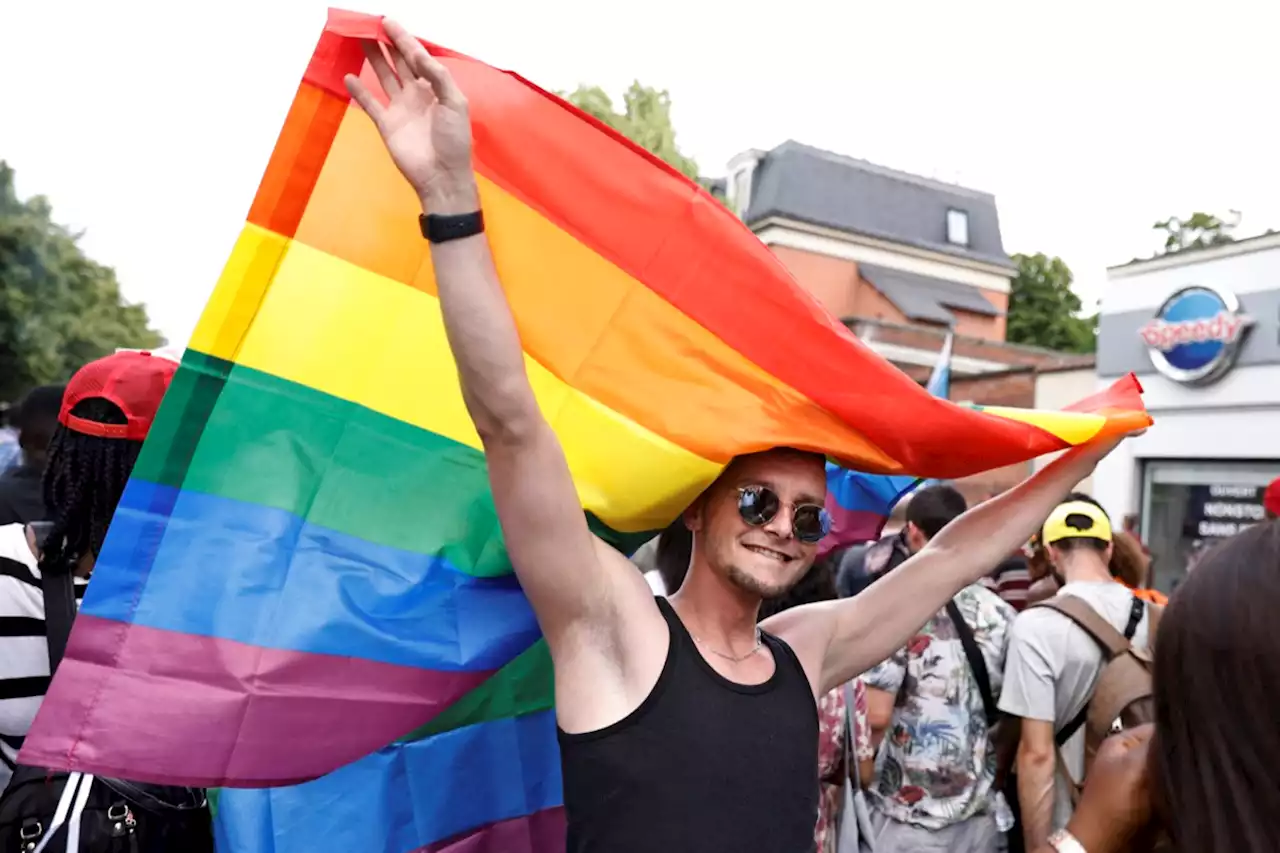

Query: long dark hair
<box><xmin>39</xmin><ymin>398</ymin><xmax>144</xmax><ymax>576</ymax></box>
<box><xmin>654</xmin><ymin>520</ymin><xmax>693</xmax><ymax>595</ymax></box>
<box><xmin>1150</xmin><ymin>520</ymin><xmax>1280</xmax><ymax>852</ymax></box>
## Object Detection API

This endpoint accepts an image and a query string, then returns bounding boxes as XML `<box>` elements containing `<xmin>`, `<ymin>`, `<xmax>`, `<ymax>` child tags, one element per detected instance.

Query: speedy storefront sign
<box><xmin>1138</xmin><ymin>285</ymin><xmax>1254</xmax><ymax>385</ymax></box>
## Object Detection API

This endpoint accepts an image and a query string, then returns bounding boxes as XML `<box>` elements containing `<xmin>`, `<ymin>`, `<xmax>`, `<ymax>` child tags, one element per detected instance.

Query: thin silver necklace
<box><xmin>691</xmin><ymin>629</ymin><xmax>764</xmax><ymax>663</ymax></box>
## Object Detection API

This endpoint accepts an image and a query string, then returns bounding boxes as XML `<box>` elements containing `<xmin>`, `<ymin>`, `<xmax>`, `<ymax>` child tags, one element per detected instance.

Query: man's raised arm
<box><xmin>806</xmin><ymin>436</ymin><xmax>1129</xmax><ymax>692</ymax></box>
<box><xmin>344</xmin><ymin>22</ymin><xmax>636</xmax><ymax>648</ymax></box>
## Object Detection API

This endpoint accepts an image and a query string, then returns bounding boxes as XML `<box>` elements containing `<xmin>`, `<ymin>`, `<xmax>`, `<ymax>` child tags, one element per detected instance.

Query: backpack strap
<box><xmin>945</xmin><ymin>599</ymin><xmax>998</xmax><ymax>724</ymax></box>
<box><xmin>42</xmin><ymin>566</ymin><xmax>77</xmax><ymax>674</ymax></box>
<box><xmin>26</xmin><ymin>522</ymin><xmax>77</xmax><ymax>673</ymax></box>
<box><xmin>1057</xmin><ymin>705</ymin><xmax>1088</xmax><ymax>747</ymax></box>
<box><xmin>841</xmin><ymin>681</ymin><xmax>855</xmax><ymax>783</ymax></box>
<box><xmin>1032</xmin><ymin>594</ymin><xmax>1134</xmax><ymax>659</ymax></box>
<box><xmin>1122</xmin><ymin>596</ymin><xmax>1144</xmax><ymax>641</ymax></box>
<box><xmin>1034</xmin><ymin>593</ymin><xmax>1146</xmax><ymax>746</ymax></box>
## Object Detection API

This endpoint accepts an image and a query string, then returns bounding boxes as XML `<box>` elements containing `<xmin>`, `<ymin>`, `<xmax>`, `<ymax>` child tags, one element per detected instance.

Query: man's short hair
<box><xmin>14</xmin><ymin>385</ymin><xmax>66</xmax><ymax>450</ymax></box>
<box><xmin>1065</xmin><ymin>491</ymin><xmax>1105</xmax><ymax>512</ymax></box>
<box><xmin>904</xmin><ymin>484</ymin><xmax>968</xmax><ymax>540</ymax></box>
<box><xmin>1052</xmin><ymin>535</ymin><xmax>1109</xmax><ymax>554</ymax></box>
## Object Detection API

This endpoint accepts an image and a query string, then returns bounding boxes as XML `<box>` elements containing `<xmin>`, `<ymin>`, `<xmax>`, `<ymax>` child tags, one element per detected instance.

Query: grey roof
<box><xmin>743</xmin><ymin>141</ymin><xmax>1013</xmax><ymax>269</ymax></box>
<box><xmin>859</xmin><ymin>263</ymin><xmax>999</xmax><ymax>326</ymax></box>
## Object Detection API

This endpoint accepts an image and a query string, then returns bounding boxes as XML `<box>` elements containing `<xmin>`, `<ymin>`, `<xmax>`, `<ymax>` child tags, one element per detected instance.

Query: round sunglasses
<box><xmin>737</xmin><ymin>486</ymin><xmax>832</xmax><ymax>544</ymax></box>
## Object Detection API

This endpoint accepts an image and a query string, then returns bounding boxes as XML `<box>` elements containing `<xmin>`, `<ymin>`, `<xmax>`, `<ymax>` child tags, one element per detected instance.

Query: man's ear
<box><xmin>904</xmin><ymin>521</ymin><xmax>926</xmax><ymax>552</ymax></box>
<box><xmin>683</xmin><ymin>500</ymin><xmax>704</xmax><ymax>534</ymax></box>
<box><xmin>1044</xmin><ymin>543</ymin><xmax>1062</xmax><ymax>568</ymax></box>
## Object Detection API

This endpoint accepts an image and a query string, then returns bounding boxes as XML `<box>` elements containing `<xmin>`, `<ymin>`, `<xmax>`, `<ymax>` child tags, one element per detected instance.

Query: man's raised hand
<box><xmin>343</xmin><ymin>19</ymin><xmax>477</xmax><ymax>213</ymax></box>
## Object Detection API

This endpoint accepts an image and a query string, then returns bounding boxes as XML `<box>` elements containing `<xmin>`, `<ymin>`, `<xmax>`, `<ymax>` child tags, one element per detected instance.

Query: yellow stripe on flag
<box><xmin>981</xmin><ymin>406</ymin><xmax>1106</xmax><ymax>446</ymax></box>
<box><xmin>188</xmin><ymin>225</ymin><xmax>290</xmax><ymax>361</ymax></box>
<box><xmin>193</xmin><ymin>229</ymin><xmax>720</xmax><ymax>532</ymax></box>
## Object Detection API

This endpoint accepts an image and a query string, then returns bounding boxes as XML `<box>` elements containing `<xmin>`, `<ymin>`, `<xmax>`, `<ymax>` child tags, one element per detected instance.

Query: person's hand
<box><xmin>344</xmin><ymin>19</ymin><xmax>477</xmax><ymax>213</ymax></box>
<box><xmin>1066</xmin><ymin>724</ymin><xmax>1157</xmax><ymax>853</ymax></box>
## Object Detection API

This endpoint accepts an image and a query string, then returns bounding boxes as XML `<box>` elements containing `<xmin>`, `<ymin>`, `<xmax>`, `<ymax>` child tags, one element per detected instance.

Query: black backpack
<box><xmin>0</xmin><ymin>524</ymin><xmax>213</xmax><ymax>853</ymax></box>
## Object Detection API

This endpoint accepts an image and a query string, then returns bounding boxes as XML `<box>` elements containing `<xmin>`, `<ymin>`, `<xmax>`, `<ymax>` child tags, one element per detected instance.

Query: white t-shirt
<box><xmin>998</xmin><ymin>581</ymin><xmax>1153</xmax><ymax>832</ymax></box>
<box><xmin>0</xmin><ymin>523</ymin><xmax>85</xmax><ymax>792</ymax></box>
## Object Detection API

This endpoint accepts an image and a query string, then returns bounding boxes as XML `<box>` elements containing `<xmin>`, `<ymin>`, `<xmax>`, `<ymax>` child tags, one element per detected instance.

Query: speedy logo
<box><xmin>1139</xmin><ymin>286</ymin><xmax>1253</xmax><ymax>385</ymax></box>
<box><xmin>1140</xmin><ymin>310</ymin><xmax>1248</xmax><ymax>351</ymax></box>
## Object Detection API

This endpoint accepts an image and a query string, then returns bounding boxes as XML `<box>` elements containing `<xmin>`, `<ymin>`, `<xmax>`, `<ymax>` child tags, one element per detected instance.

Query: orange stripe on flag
<box><xmin>247</xmin><ymin>82</ymin><xmax>349</xmax><ymax>238</ymax></box>
<box><xmin>274</xmin><ymin>104</ymin><xmax>896</xmax><ymax>468</ymax></box>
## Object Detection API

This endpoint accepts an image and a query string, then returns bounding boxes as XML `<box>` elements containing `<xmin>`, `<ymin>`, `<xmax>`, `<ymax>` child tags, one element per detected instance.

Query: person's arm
<box><xmin>1030</xmin><ymin>725</ymin><xmax>1156</xmax><ymax>853</ymax></box>
<box><xmin>848</xmin><ymin>678</ymin><xmax>877</xmax><ymax>788</ymax></box>
<box><xmin>1018</xmin><ymin>719</ymin><xmax>1059</xmax><ymax>850</ymax></box>
<box><xmin>858</xmin><ymin>755</ymin><xmax>876</xmax><ymax>790</ymax></box>
<box><xmin>344</xmin><ymin>25</ymin><xmax>650</xmax><ymax>653</ymax></box>
<box><xmin>797</xmin><ymin>437</ymin><xmax>1124</xmax><ymax>692</ymax></box>
<box><xmin>865</xmin><ymin>687</ymin><xmax>895</xmax><ymax>749</ymax></box>
<box><xmin>996</xmin><ymin>611</ymin><xmax>1064</xmax><ymax>849</ymax></box>
<box><xmin>861</xmin><ymin>647</ymin><xmax>906</xmax><ymax>750</ymax></box>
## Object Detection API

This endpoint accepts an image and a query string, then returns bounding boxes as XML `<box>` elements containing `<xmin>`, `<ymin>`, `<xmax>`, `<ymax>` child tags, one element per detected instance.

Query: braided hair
<box><xmin>39</xmin><ymin>398</ymin><xmax>143</xmax><ymax>577</ymax></box>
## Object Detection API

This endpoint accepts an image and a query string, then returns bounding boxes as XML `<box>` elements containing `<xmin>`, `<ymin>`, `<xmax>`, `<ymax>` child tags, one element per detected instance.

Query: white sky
<box><xmin>2</xmin><ymin>1</ymin><xmax>1276</xmax><ymax>345</ymax></box>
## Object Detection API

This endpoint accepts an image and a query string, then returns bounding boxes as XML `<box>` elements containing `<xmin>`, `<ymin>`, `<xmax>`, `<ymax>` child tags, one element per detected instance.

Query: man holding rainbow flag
<box><xmin>343</xmin><ymin>20</ymin><xmax>1145</xmax><ymax>852</ymax></box>
<box><xmin>16</xmin><ymin>12</ymin><xmax>1153</xmax><ymax>852</ymax></box>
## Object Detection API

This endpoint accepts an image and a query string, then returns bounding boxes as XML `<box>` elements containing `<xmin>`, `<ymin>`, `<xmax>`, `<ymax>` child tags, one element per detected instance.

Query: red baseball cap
<box><xmin>59</xmin><ymin>350</ymin><xmax>178</xmax><ymax>441</ymax></box>
<box><xmin>1265</xmin><ymin>477</ymin><xmax>1280</xmax><ymax>518</ymax></box>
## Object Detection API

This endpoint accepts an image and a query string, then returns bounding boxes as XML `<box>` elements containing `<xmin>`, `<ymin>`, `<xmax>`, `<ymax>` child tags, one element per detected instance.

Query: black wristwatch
<box><xmin>420</xmin><ymin>211</ymin><xmax>485</xmax><ymax>243</ymax></box>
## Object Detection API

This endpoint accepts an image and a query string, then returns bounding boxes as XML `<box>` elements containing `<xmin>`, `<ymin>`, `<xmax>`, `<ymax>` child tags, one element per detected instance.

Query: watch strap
<box><xmin>421</xmin><ymin>210</ymin><xmax>484</xmax><ymax>243</ymax></box>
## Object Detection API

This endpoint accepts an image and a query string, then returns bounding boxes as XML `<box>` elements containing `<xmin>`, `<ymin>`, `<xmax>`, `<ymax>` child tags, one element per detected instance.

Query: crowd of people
<box><xmin>634</xmin><ymin>474</ymin><xmax>1280</xmax><ymax>853</ymax></box>
<box><xmin>0</xmin><ymin>19</ymin><xmax>1277</xmax><ymax>853</ymax></box>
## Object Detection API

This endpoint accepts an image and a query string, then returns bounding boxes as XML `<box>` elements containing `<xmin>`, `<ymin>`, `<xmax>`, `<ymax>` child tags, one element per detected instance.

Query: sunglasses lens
<box><xmin>793</xmin><ymin>505</ymin><xmax>832</xmax><ymax>543</ymax></box>
<box><xmin>738</xmin><ymin>486</ymin><xmax>779</xmax><ymax>526</ymax></box>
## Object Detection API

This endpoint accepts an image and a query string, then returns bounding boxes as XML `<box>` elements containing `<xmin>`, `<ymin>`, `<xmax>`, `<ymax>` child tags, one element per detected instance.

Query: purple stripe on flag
<box><xmin>21</xmin><ymin>615</ymin><xmax>494</xmax><ymax>788</ymax></box>
<box><xmin>818</xmin><ymin>463</ymin><xmax>918</xmax><ymax>556</ymax></box>
<box><xmin>419</xmin><ymin>807</ymin><xmax>566</xmax><ymax>853</ymax></box>
<box><xmin>823</xmin><ymin>504</ymin><xmax>894</xmax><ymax>555</ymax></box>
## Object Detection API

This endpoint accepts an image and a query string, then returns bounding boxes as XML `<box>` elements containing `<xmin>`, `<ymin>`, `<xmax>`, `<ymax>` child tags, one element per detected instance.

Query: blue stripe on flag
<box><xmin>84</xmin><ymin>480</ymin><xmax>540</xmax><ymax>672</ymax></box>
<box><xmin>214</xmin><ymin>709</ymin><xmax>563</xmax><ymax>853</ymax></box>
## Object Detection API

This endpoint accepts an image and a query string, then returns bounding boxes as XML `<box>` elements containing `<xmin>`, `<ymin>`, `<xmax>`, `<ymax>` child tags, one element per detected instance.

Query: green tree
<box><xmin>1153</xmin><ymin>211</ymin><xmax>1238</xmax><ymax>254</ymax></box>
<box><xmin>1006</xmin><ymin>252</ymin><xmax>1097</xmax><ymax>353</ymax></box>
<box><xmin>565</xmin><ymin>82</ymin><xmax>700</xmax><ymax>180</ymax></box>
<box><xmin>0</xmin><ymin>161</ymin><xmax>163</xmax><ymax>401</ymax></box>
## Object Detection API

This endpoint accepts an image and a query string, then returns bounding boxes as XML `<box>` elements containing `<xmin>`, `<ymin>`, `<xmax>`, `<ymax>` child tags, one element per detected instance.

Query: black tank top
<box><xmin>558</xmin><ymin>597</ymin><xmax>819</xmax><ymax>853</ymax></box>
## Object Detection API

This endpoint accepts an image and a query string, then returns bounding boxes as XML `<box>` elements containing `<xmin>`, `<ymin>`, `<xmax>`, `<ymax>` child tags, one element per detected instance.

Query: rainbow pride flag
<box><xmin>22</xmin><ymin>9</ymin><xmax>1150</xmax><ymax>852</ymax></box>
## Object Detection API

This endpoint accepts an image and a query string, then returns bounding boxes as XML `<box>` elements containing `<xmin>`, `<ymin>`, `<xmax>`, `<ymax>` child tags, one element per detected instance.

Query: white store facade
<box><xmin>1092</xmin><ymin>233</ymin><xmax>1280</xmax><ymax>592</ymax></box>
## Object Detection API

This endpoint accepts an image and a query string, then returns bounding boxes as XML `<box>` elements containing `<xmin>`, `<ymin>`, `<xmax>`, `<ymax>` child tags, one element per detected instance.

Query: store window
<box><xmin>1140</xmin><ymin>460</ymin><xmax>1280</xmax><ymax>593</ymax></box>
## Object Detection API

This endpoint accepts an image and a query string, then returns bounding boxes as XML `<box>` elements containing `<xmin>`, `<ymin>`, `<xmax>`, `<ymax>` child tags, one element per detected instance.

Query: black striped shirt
<box><xmin>0</xmin><ymin>524</ymin><xmax>84</xmax><ymax>790</ymax></box>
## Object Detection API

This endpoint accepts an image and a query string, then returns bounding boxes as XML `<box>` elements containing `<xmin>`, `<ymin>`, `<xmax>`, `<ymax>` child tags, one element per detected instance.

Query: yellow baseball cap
<box><xmin>1042</xmin><ymin>500</ymin><xmax>1113</xmax><ymax>545</ymax></box>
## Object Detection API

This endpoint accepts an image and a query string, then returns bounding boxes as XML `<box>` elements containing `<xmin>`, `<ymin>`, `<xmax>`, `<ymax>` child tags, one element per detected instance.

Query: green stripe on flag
<box><xmin>401</xmin><ymin>639</ymin><xmax>554</xmax><ymax>742</ymax></box>
<box><xmin>136</xmin><ymin>352</ymin><xmax>657</xmax><ymax>574</ymax></box>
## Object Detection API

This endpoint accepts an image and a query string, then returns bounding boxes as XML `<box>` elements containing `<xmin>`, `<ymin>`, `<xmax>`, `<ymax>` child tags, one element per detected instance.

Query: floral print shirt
<box><xmin>813</xmin><ymin>677</ymin><xmax>873</xmax><ymax>853</ymax></box>
<box><xmin>863</xmin><ymin>583</ymin><xmax>1015</xmax><ymax>830</ymax></box>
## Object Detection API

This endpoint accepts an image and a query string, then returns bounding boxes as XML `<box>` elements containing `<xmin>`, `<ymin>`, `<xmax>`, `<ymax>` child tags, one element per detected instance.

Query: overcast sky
<box><xmin>2</xmin><ymin>0</ymin><xmax>1276</xmax><ymax>345</ymax></box>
